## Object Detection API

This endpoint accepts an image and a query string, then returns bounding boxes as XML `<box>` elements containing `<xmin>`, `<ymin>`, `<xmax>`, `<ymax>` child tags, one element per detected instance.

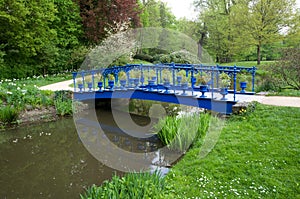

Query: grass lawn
<box><xmin>267</xmin><ymin>89</ymin><xmax>300</xmax><ymax>97</ymax></box>
<box><xmin>14</xmin><ymin>73</ymin><xmax>72</xmax><ymax>87</ymax></box>
<box><xmin>163</xmin><ymin>103</ymin><xmax>300</xmax><ymax>198</ymax></box>
<box><xmin>220</xmin><ymin>61</ymin><xmax>275</xmax><ymax>68</ymax></box>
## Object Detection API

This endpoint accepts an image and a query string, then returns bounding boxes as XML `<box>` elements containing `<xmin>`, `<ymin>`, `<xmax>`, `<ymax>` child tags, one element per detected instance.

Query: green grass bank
<box><xmin>82</xmin><ymin>103</ymin><xmax>300</xmax><ymax>198</ymax></box>
<box><xmin>163</xmin><ymin>103</ymin><xmax>300</xmax><ymax>198</ymax></box>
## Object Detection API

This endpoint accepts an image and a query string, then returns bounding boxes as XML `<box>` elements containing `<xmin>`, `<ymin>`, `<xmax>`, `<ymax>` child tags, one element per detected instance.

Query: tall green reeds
<box><xmin>153</xmin><ymin>113</ymin><xmax>211</xmax><ymax>152</ymax></box>
<box><xmin>80</xmin><ymin>171</ymin><xmax>165</xmax><ymax>199</ymax></box>
<box><xmin>0</xmin><ymin>106</ymin><xmax>19</xmax><ymax>124</ymax></box>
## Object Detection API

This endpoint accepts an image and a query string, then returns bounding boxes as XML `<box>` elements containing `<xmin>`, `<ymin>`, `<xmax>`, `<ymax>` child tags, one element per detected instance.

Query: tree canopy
<box><xmin>0</xmin><ymin>0</ymin><xmax>299</xmax><ymax>79</ymax></box>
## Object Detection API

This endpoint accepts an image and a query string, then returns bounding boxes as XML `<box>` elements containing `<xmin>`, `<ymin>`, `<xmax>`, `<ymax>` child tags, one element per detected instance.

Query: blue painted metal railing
<box><xmin>72</xmin><ymin>63</ymin><xmax>256</xmax><ymax>101</ymax></box>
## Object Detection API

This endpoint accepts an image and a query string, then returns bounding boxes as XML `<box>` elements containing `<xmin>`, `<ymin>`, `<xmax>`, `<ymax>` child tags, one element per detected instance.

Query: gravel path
<box><xmin>260</xmin><ymin>96</ymin><xmax>300</xmax><ymax>108</ymax></box>
<box><xmin>39</xmin><ymin>80</ymin><xmax>300</xmax><ymax>108</ymax></box>
<box><xmin>39</xmin><ymin>79</ymin><xmax>74</xmax><ymax>91</ymax></box>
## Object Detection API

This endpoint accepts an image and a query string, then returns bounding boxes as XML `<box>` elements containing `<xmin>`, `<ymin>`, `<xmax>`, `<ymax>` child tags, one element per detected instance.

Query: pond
<box><xmin>0</xmin><ymin>107</ymin><xmax>165</xmax><ymax>198</ymax></box>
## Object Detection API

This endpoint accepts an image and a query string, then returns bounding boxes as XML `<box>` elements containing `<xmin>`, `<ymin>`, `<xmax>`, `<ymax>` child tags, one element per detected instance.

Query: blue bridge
<box><xmin>72</xmin><ymin>63</ymin><xmax>256</xmax><ymax>114</ymax></box>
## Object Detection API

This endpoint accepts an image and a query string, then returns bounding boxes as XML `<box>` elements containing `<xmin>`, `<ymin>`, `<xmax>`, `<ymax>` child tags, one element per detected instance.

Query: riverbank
<box><xmin>81</xmin><ymin>103</ymin><xmax>300</xmax><ymax>198</ymax></box>
<box><xmin>163</xmin><ymin>103</ymin><xmax>300</xmax><ymax>198</ymax></box>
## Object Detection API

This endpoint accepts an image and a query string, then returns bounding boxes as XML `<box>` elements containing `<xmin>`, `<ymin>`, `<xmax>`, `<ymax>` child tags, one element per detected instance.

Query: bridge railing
<box><xmin>72</xmin><ymin>63</ymin><xmax>256</xmax><ymax>101</ymax></box>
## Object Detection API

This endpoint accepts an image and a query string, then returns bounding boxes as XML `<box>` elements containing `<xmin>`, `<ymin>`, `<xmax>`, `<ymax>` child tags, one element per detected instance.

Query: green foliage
<box><xmin>196</xmin><ymin>72</ymin><xmax>210</xmax><ymax>85</ymax></box>
<box><xmin>219</xmin><ymin>73</ymin><xmax>231</xmax><ymax>87</ymax></box>
<box><xmin>0</xmin><ymin>73</ymin><xmax>72</xmax><ymax>126</ymax></box>
<box><xmin>54</xmin><ymin>91</ymin><xmax>73</xmax><ymax>116</ymax></box>
<box><xmin>0</xmin><ymin>78</ymin><xmax>56</xmax><ymax>110</ymax></box>
<box><xmin>80</xmin><ymin>171</ymin><xmax>165</xmax><ymax>199</ymax></box>
<box><xmin>163</xmin><ymin>104</ymin><xmax>300</xmax><ymax>198</ymax></box>
<box><xmin>139</xmin><ymin>0</ymin><xmax>176</xmax><ymax>28</ymax></box>
<box><xmin>0</xmin><ymin>106</ymin><xmax>19</xmax><ymax>124</ymax></box>
<box><xmin>153</xmin><ymin>113</ymin><xmax>211</xmax><ymax>152</ymax></box>
<box><xmin>133</xmin><ymin>54</ymin><xmax>154</xmax><ymax>62</ymax></box>
<box><xmin>271</xmin><ymin>48</ymin><xmax>300</xmax><ymax>90</ymax></box>
<box><xmin>194</xmin><ymin>0</ymin><xmax>296</xmax><ymax>64</ymax></box>
<box><xmin>267</xmin><ymin>89</ymin><xmax>300</xmax><ymax>97</ymax></box>
<box><xmin>153</xmin><ymin>50</ymin><xmax>201</xmax><ymax>64</ymax></box>
<box><xmin>0</xmin><ymin>0</ymin><xmax>82</xmax><ymax>79</ymax></box>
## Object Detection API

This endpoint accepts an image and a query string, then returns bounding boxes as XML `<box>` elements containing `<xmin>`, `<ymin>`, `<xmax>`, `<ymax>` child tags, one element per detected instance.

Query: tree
<box><xmin>0</xmin><ymin>0</ymin><xmax>83</xmax><ymax>78</ymax></box>
<box><xmin>0</xmin><ymin>0</ymin><xmax>58</xmax><ymax>77</ymax></box>
<box><xmin>194</xmin><ymin>0</ymin><xmax>237</xmax><ymax>63</ymax></box>
<box><xmin>272</xmin><ymin>48</ymin><xmax>300</xmax><ymax>90</ymax></box>
<box><xmin>284</xmin><ymin>9</ymin><xmax>300</xmax><ymax>48</ymax></box>
<box><xmin>232</xmin><ymin>0</ymin><xmax>296</xmax><ymax>64</ymax></box>
<box><xmin>175</xmin><ymin>18</ymin><xmax>208</xmax><ymax>60</ymax></box>
<box><xmin>78</xmin><ymin>0</ymin><xmax>141</xmax><ymax>44</ymax></box>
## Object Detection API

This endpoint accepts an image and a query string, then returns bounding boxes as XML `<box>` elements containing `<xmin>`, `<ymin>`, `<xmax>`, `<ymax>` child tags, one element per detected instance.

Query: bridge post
<box><xmin>159</xmin><ymin>68</ymin><xmax>162</xmax><ymax>84</ymax></box>
<box><xmin>233</xmin><ymin>65</ymin><xmax>237</xmax><ymax>102</ymax></box>
<box><xmin>81</xmin><ymin>71</ymin><xmax>85</xmax><ymax>92</ymax></box>
<box><xmin>252</xmin><ymin>66</ymin><xmax>256</xmax><ymax>92</ymax></box>
<box><xmin>91</xmin><ymin>70</ymin><xmax>95</xmax><ymax>91</ymax></box>
<box><xmin>216</xmin><ymin>64</ymin><xmax>220</xmax><ymax>88</ymax></box>
<box><xmin>126</xmin><ymin>71</ymin><xmax>130</xmax><ymax>87</ymax></box>
<box><xmin>140</xmin><ymin>64</ymin><xmax>144</xmax><ymax>86</ymax></box>
<box><xmin>156</xmin><ymin>66</ymin><xmax>159</xmax><ymax>87</ymax></box>
<box><xmin>172</xmin><ymin>63</ymin><xmax>175</xmax><ymax>93</ymax></box>
<box><xmin>72</xmin><ymin>72</ymin><xmax>77</xmax><ymax>92</ymax></box>
<box><xmin>211</xmin><ymin>66</ymin><xmax>215</xmax><ymax>99</ymax></box>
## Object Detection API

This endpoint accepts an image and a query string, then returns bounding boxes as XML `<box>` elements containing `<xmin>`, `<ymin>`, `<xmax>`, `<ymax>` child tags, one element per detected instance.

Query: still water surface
<box><xmin>0</xmin><ymin>109</ymin><xmax>162</xmax><ymax>198</ymax></box>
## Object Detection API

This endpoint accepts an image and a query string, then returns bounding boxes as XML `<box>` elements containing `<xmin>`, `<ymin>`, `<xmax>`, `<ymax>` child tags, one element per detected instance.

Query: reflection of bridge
<box><xmin>72</xmin><ymin>63</ymin><xmax>256</xmax><ymax>114</ymax></box>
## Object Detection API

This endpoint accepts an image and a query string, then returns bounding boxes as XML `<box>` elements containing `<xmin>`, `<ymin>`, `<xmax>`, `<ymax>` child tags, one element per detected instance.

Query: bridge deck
<box><xmin>73</xmin><ymin>88</ymin><xmax>254</xmax><ymax>114</ymax></box>
<box><xmin>73</xmin><ymin>63</ymin><xmax>257</xmax><ymax>114</ymax></box>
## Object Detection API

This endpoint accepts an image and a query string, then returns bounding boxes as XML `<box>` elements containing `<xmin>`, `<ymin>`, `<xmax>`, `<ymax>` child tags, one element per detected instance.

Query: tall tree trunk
<box><xmin>198</xmin><ymin>23</ymin><xmax>207</xmax><ymax>61</ymax></box>
<box><xmin>198</xmin><ymin>33</ymin><xmax>205</xmax><ymax>61</ymax></box>
<box><xmin>257</xmin><ymin>44</ymin><xmax>261</xmax><ymax>65</ymax></box>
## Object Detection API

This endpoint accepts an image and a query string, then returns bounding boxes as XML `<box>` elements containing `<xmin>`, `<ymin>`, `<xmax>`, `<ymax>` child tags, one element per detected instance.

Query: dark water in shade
<box><xmin>0</xmin><ymin>108</ymin><xmax>163</xmax><ymax>199</ymax></box>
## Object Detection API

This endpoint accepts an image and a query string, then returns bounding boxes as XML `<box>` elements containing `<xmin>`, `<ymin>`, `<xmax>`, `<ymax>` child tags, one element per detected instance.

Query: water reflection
<box><xmin>0</xmin><ymin>118</ymin><xmax>120</xmax><ymax>198</ymax></box>
<box><xmin>0</xmin><ymin>106</ymin><xmax>170</xmax><ymax>198</ymax></box>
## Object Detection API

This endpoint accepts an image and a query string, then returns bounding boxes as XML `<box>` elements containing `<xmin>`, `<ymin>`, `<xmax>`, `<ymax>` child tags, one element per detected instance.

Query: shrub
<box><xmin>153</xmin><ymin>113</ymin><xmax>211</xmax><ymax>152</ymax></box>
<box><xmin>271</xmin><ymin>48</ymin><xmax>300</xmax><ymax>90</ymax></box>
<box><xmin>153</xmin><ymin>50</ymin><xmax>201</xmax><ymax>64</ymax></box>
<box><xmin>0</xmin><ymin>106</ymin><xmax>19</xmax><ymax>124</ymax></box>
<box><xmin>54</xmin><ymin>91</ymin><xmax>73</xmax><ymax>116</ymax></box>
<box><xmin>80</xmin><ymin>171</ymin><xmax>165</xmax><ymax>199</ymax></box>
<box><xmin>133</xmin><ymin>54</ymin><xmax>153</xmax><ymax>62</ymax></box>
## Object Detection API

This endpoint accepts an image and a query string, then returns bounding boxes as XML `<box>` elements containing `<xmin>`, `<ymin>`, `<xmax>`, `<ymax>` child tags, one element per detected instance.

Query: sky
<box><xmin>161</xmin><ymin>0</ymin><xmax>300</xmax><ymax>20</ymax></box>
<box><xmin>161</xmin><ymin>0</ymin><xmax>197</xmax><ymax>20</ymax></box>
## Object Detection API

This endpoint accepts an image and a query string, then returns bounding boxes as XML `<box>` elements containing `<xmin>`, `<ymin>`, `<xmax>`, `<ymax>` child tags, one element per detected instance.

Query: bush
<box><xmin>271</xmin><ymin>48</ymin><xmax>300</xmax><ymax>90</ymax></box>
<box><xmin>133</xmin><ymin>54</ymin><xmax>153</xmax><ymax>62</ymax></box>
<box><xmin>0</xmin><ymin>106</ymin><xmax>19</xmax><ymax>124</ymax></box>
<box><xmin>153</xmin><ymin>50</ymin><xmax>201</xmax><ymax>64</ymax></box>
<box><xmin>153</xmin><ymin>113</ymin><xmax>211</xmax><ymax>152</ymax></box>
<box><xmin>54</xmin><ymin>91</ymin><xmax>73</xmax><ymax>116</ymax></box>
<box><xmin>80</xmin><ymin>171</ymin><xmax>165</xmax><ymax>199</ymax></box>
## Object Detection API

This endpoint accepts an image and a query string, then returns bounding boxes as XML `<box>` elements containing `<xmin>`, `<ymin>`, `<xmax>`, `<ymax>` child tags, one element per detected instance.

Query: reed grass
<box><xmin>153</xmin><ymin>113</ymin><xmax>211</xmax><ymax>152</ymax></box>
<box><xmin>0</xmin><ymin>106</ymin><xmax>19</xmax><ymax>124</ymax></box>
<box><xmin>80</xmin><ymin>171</ymin><xmax>165</xmax><ymax>199</ymax></box>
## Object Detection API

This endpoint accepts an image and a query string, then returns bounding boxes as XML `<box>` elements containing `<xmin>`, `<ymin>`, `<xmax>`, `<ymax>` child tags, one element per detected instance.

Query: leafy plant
<box><xmin>129</xmin><ymin>70</ymin><xmax>140</xmax><ymax>79</ymax></box>
<box><xmin>118</xmin><ymin>71</ymin><xmax>127</xmax><ymax>80</ymax></box>
<box><xmin>196</xmin><ymin>72</ymin><xmax>210</xmax><ymax>85</ymax></box>
<box><xmin>95</xmin><ymin>73</ymin><xmax>103</xmax><ymax>82</ymax></box>
<box><xmin>162</xmin><ymin>69</ymin><xmax>172</xmax><ymax>82</ymax></box>
<box><xmin>153</xmin><ymin>113</ymin><xmax>211</xmax><ymax>152</ymax></box>
<box><xmin>0</xmin><ymin>106</ymin><xmax>19</xmax><ymax>124</ymax></box>
<box><xmin>54</xmin><ymin>91</ymin><xmax>73</xmax><ymax>116</ymax></box>
<box><xmin>271</xmin><ymin>48</ymin><xmax>300</xmax><ymax>90</ymax></box>
<box><xmin>219</xmin><ymin>72</ymin><xmax>231</xmax><ymax>87</ymax></box>
<box><xmin>177</xmin><ymin>70</ymin><xmax>188</xmax><ymax>83</ymax></box>
<box><xmin>107</xmin><ymin>74</ymin><xmax>115</xmax><ymax>81</ymax></box>
<box><xmin>80</xmin><ymin>171</ymin><xmax>165</xmax><ymax>199</ymax></box>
